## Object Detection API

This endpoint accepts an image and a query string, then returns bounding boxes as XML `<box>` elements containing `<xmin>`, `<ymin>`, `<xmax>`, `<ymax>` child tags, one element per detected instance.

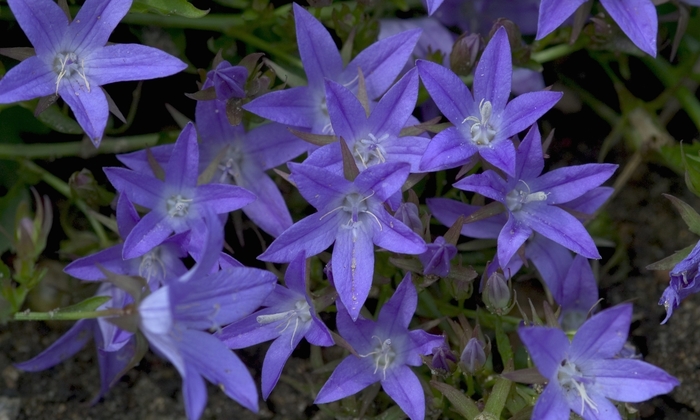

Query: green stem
<box><xmin>13</xmin><ymin>308</ymin><xmax>120</xmax><ymax>321</ymax></box>
<box><xmin>0</xmin><ymin>134</ymin><xmax>161</xmax><ymax>159</ymax></box>
<box><xmin>531</xmin><ymin>43</ymin><xmax>581</xmax><ymax>64</ymax></box>
<box><xmin>22</xmin><ymin>160</ymin><xmax>109</xmax><ymax>247</ymax></box>
<box><xmin>120</xmin><ymin>13</ymin><xmax>245</xmax><ymax>31</ymax></box>
<box><xmin>225</xmin><ymin>27</ymin><xmax>303</xmax><ymax>69</ymax></box>
<box><xmin>642</xmin><ymin>55</ymin><xmax>700</xmax><ymax>132</ymax></box>
<box><xmin>494</xmin><ymin>316</ymin><xmax>513</xmax><ymax>364</ymax></box>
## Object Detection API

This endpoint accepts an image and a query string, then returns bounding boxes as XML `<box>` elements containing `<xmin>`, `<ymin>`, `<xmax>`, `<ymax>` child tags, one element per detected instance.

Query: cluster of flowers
<box><xmin>1</xmin><ymin>0</ymin><xmax>689</xmax><ymax>418</ymax></box>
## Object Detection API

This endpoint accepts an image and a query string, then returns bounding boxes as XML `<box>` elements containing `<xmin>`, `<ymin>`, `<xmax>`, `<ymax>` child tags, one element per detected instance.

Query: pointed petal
<box><xmin>500</xmin><ymin>91</ymin><xmax>562</xmax><ymax>140</ymax></box>
<box><xmin>453</xmin><ymin>170</ymin><xmax>507</xmax><ymax>202</ymax></box>
<box><xmin>600</xmin><ymin>0</ymin><xmax>657</xmax><ymax>56</ymax></box>
<box><xmin>536</xmin><ymin>0</ymin><xmax>586</xmax><ymax>40</ymax></box>
<box><xmin>194</xmin><ymin>183</ymin><xmax>256</xmax><ymax>214</ymax></box>
<box><xmin>570</xmin><ymin>304</ymin><xmax>632</xmax><ymax>362</ymax></box>
<box><xmin>479</xmin><ymin>139</ymin><xmax>516</xmax><ymax>177</ymax></box>
<box><xmin>242</xmin><ymin>87</ymin><xmax>319</xmax><ymax>129</ymax></box>
<box><xmin>103</xmin><ymin>167</ymin><xmax>164</xmax><ymax>209</ymax></box>
<box><xmin>15</xmin><ymin>319</ymin><xmax>93</xmax><ymax>371</ymax></box>
<box><xmin>373</xmin><ymin>208</ymin><xmax>426</xmax><ymax>254</ymax></box>
<box><xmin>558</xmin><ymin>254</ymin><xmax>598</xmax><ymax>311</ymax></box>
<box><xmin>514</xmin><ymin>125</ymin><xmax>544</xmax><ymax>181</ymax></box>
<box><xmin>68</xmin><ymin>0</ymin><xmax>130</xmax><ymax>55</ymax></box>
<box><xmin>368</xmin><ymin>68</ymin><xmax>419</xmax><ymax>136</ymax></box>
<box><xmin>424</xmin><ymin>0</ymin><xmax>445</xmax><ymax>15</ymax></box>
<box><xmin>526</xmin><ymin>234</ymin><xmax>574</xmax><ymax>300</ymax></box>
<box><xmin>382</xmin><ymin>135</ymin><xmax>430</xmax><ymax>173</ymax></box>
<box><xmin>261</xmin><ymin>332</ymin><xmax>305</xmax><ymax>399</ymax></box>
<box><xmin>259</xmin><ymin>212</ymin><xmax>341</xmax><ymax>262</ymax></box>
<box><xmin>333</xmin><ymin>227</ymin><xmax>375</xmax><ymax>320</ymax></box>
<box><xmin>315</xmin><ymin>356</ymin><xmax>377</xmax><ymax>403</ymax></box>
<box><xmin>63</xmin><ymin>244</ymin><xmax>130</xmax><ymax>280</ymax></box>
<box><xmin>416</xmin><ymin>59</ymin><xmax>475</xmax><ymax>125</ymax></box>
<box><xmin>116</xmin><ymin>193</ymin><xmax>140</xmax><ymax>238</ymax></box>
<box><xmin>288</xmin><ymin>162</ymin><xmax>350</xmax><ymax>209</ymax></box>
<box><xmin>517</xmin><ymin>325</ymin><xmax>568</xmax><ymax>379</ymax></box>
<box><xmin>293</xmin><ymin>3</ymin><xmax>343</xmax><ymax>91</ymax></box>
<box><xmin>407</xmin><ymin>330</ymin><xmax>444</xmax><ymax>365</ymax></box>
<box><xmin>195</xmin><ymin>96</ymin><xmax>242</xmax><ymax>151</ymax></box>
<box><xmin>355</xmin><ymin>162</ymin><xmax>410</xmax><ymax>203</ymax></box>
<box><xmin>336</xmin><ymin>303</ymin><xmax>377</xmax><ymax>352</ymax></box>
<box><xmin>0</xmin><ymin>57</ymin><xmax>55</xmax><ymax>103</ymax></box>
<box><xmin>284</xmin><ymin>253</ymin><xmax>307</xmax><ymax>295</ymax></box>
<box><xmin>325</xmin><ymin>79</ymin><xmax>368</xmax><ymax>142</ymax></box>
<box><xmin>122</xmin><ymin>210</ymin><xmax>173</xmax><ymax>259</ymax></box>
<box><xmin>345</xmin><ymin>29</ymin><xmax>422</xmax><ymax>99</ymax></box>
<box><xmin>516</xmin><ymin>204</ymin><xmax>600</xmax><ymax>259</ymax></box>
<box><xmin>243</xmin><ymin>122</ymin><xmax>309</xmax><ymax>170</ymax></box>
<box><xmin>427</xmin><ymin>198</ymin><xmax>505</xmax><ymax>239</ymax></box>
<box><xmin>531</xmin><ymin>381</ymin><xmax>571</xmax><ymax>420</ymax></box>
<box><xmin>59</xmin><ymin>79</ymin><xmax>108</xmax><ymax>145</ymax></box>
<box><xmin>165</xmin><ymin>123</ymin><xmax>199</xmax><ymax>191</ymax></box>
<box><xmin>560</xmin><ymin>187</ymin><xmax>613</xmax><ymax>214</ymax></box>
<box><xmin>237</xmin><ymin>164</ymin><xmax>293</xmax><ymax>237</ymax></box>
<box><xmin>180</xmin><ymin>329</ymin><xmax>259</xmax><ymax>412</ymax></box>
<box><xmin>419</xmin><ymin>127</ymin><xmax>476</xmax><ymax>172</ymax></box>
<box><xmin>381</xmin><ymin>365</ymin><xmax>425</xmax><ymax>420</ymax></box>
<box><xmin>530</xmin><ymin>163</ymin><xmax>618</xmax><ymax>204</ymax></box>
<box><xmin>497</xmin><ymin>215</ymin><xmax>532</xmax><ymax>269</ymax></box>
<box><xmin>473</xmin><ymin>27</ymin><xmax>511</xmax><ymax>112</ymax></box>
<box><xmin>95</xmin><ymin>337</ymin><xmax>134</xmax><ymax>400</ymax></box>
<box><xmin>305</xmin><ymin>316</ymin><xmax>334</xmax><ymax>347</ymax></box>
<box><xmin>218</xmin><ymin>309</ymin><xmax>284</xmax><ymax>349</ymax></box>
<box><xmin>377</xmin><ymin>274</ymin><xmax>416</xmax><ymax>333</ymax></box>
<box><xmin>86</xmin><ymin>44</ymin><xmax>186</xmax><ymax>86</ymax></box>
<box><xmin>182</xmin><ymin>364</ymin><xmax>207</xmax><ymax>420</ymax></box>
<box><xmin>587</xmin><ymin>359</ymin><xmax>679</xmax><ymax>402</ymax></box>
<box><xmin>116</xmin><ymin>144</ymin><xmax>173</xmax><ymax>174</ymax></box>
<box><xmin>7</xmin><ymin>0</ymin><xmax>68</xmax><ymax>56</ymax></box>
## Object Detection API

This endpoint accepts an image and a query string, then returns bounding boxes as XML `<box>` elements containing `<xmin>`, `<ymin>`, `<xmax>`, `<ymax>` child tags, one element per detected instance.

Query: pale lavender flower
<box><xmin>659</xmin><ymin>239</ymin><xmax>700</xmax><ymax>323</ymax></box>
<box><xmin>519</xmin><ymin>304</ymin><xmax>679</xmax><ymax>419</ymax></box>
<box><xmin>0</xmin><ymin>0</ymin><xmax>186</xmax><ymax>145</ymax></box>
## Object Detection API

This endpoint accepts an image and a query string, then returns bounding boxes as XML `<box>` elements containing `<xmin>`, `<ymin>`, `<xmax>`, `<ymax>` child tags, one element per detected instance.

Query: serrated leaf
<box><xmin>646</xmin><ymin>243</ymin><xmax>696</xmax><ymax>271</ymax></box>
<box><xmin>36</xmin><ymin>104</ymin><xmax>83</xmax><ymax>134</ymax></box>
<box><xmin>56</xmin><ymin>295</ymin><xmax>112</xmax><ymax>313</ymax></box>
<box><xmin>664</xmin><ymin>194</ymin><xmax>700</xmax><ymax>236</ymax></box>
<box><xmin>131</xmin><ymin>0</ymin><xmax>209</xmax><ymax>18</ymax></box>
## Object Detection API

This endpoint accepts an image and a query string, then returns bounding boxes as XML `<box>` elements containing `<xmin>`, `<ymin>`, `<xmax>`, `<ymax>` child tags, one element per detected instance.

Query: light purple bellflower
<box><xmin>0</xmin><ymin>0</ymin><xmax>187</xmax><ymax>145</ymax></box>
<box><xmin>537</xmin><ymin>0</ymin><xmax>658</xmax><ymax>56</ymax></box>
<box><xmin>219</xmin><ymin>254</ymin><xmax>333</xmax><ymax>399</ymax></box>
<box><xmin>417</xmin><ymin>27</ymin><xmax>562</xmax><ymax>176</ymax></box>
<box><xmin>658</xmin><ymin>239</ymin><xmax>700</xmax><ymax>323</ymax></box>
<box><xmin>243</xmin><ymin>3</ymin><xmax>421</xmax><ymax>135</ymax></box>
<box><xmin>519</xmin><ymin>304</ymin><xmax>679</xmax><ymax>419</ymax></box>
<box><xmin>258</xmin><ymin>162</ymin><xmax>426</xmax><ymax>320</ymax></box>
<box><xmin>315</xmin><ymin>274</ymin><xmax>443</xmax><ymax>420</ymax></box>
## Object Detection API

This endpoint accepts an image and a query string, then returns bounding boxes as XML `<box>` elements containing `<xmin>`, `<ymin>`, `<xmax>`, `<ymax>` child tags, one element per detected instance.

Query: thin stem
<box><xmin>106</xmin><ymin>82</ymin><xmax>143</xmax><ymax>135</ymax></box>
<box><xmin>13</xmin><ymin>308</ymin><xmax>120</xmax><ymax>321</ymax></box>
<box><xmin>0</xmin><ymin>133</ymin><xmax>162</xmax><ymax>159</ymax></box>
<box><xmin>532</xmin><ymin>43</ymin><xmax>582</xmax><ymax>63</ymax></box>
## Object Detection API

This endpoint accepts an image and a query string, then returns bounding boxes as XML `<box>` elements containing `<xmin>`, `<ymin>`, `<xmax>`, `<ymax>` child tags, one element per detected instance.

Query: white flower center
<box><xmin>319</xmin><ymin>192</ymin><xmax>383</xmax><ymax>242</ymax></box>
<box><xmin>53</xmin><ymin>51</ymin><xmax>90</xmax><ymax>94</ymax></box>
<box><xmin>256</xmin><ymin>299</ymin><xmax>312</xmax><ymax>348</ymax></box>
<box><xmin>463</xmin><ymin>99</ymin><xmax>496</xmax><ymax>146</ymax></box>
<box><xmin>557</xmin><ymin>360</ymin><xmax>598</xmax><ymax>415</ymax></box>
<box><xmin>166</xmin><ymin>195</ymin><xmax>192</xmax><ymax>217</ymax></box>
<box><xmin>354</xmin><ymin>133</ymin><xmax>389</xmax><ymax>168</ymax></box>
<box><xmin>359</xmin><ymin>335</ymin><xmax>396</xmax><ymax>380</ymax></box>
<box><xmin>505</xmin><ymin>180</ymin><xmax>548</xmax><ymax>212</ymax></box>
<box><xmin>139</xmin><ymin>247</ymin><xmax>167</xmax><ymax>282</ymax></box>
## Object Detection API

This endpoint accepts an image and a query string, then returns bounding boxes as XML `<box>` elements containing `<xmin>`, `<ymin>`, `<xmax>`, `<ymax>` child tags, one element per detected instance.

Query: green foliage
<box><xmin>131</xmin><ymin>0</ymin><xmax>209</xmax><ymax>17</ymax></box>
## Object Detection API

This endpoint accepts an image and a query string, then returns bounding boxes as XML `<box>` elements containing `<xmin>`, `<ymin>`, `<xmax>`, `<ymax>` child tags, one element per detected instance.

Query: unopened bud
<box><xmin>489</xmin><ymin>19</ymin><xmax>530</xmax><ymax>65</ymax></box>
<box><xmin>460</xmin><ymin>337</ymin><xmax>486</xmax><ymax>373</ymax></box>
<box><xmin>395</xmin><ymin>202</ymin><xmax>422</xmax><ymax>234</ymax></box>
<box><xmin>484</xmin><ymin>272</ymin><xmax>511</xmax><ymax>313</ymax></box>
<box><xmin>445</xmin><ymin>265</ymin><xmax>476</xmax><ymax>301</ymax></box>
<box><xmin>450</xmin><ymin>33</ymin><xmax>482</xmax><ymax>76</ymax></box>
<box><xmin>419</xmin><ymin>237</ymin><xmax>457</xmax><ymax>278</ymax></box>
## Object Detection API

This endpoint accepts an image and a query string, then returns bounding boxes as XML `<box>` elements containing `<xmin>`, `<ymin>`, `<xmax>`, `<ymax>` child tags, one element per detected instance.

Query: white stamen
<box><xmin>462</xmin><ymin>99</ymin><xmax>496</xmax><ymax>145</ymax></box>
<box><xmin>166</xmin><ymin>195</ymin><xmax>192</xmax><ymax>217</ymax></box>
<box><xmin>358</xmin><ymin>335</ymin><xmax>396</xmax><ymax>380</ymax></box>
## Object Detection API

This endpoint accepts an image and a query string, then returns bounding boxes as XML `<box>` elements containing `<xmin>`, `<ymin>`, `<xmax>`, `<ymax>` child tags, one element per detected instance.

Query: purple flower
<box><xmin>659</xmin><ymin>239</ymin><xmax>700</xmax><ymax>323</ymax></box>
<box><xmin>537</xmin><ymin>0</ymin><xmax>658</xmax><ymax>56</ymax></box>
<box><xmin>0</xmin><ymin>0</ymin><xmax>186</xmax><ymax>145</ymax></box>
<box><xmin>558</xmin><ymin>255</ymin><xmax>600</xmax><ymax>331</ymax></box>
<box><xmin>104</xmin><ymin>122</ymin><xmax>256</xmax><ymax>259</ymax></box>
<box><xmin>219</xmin><ymin>254</ymin><xmax>333</xmax><ymax>399</ymax></box>
<box><xmin>518</xmin><ymin>304</ymin><xmax>679</xmax><ymax>419</ymax></box>
<box><xmin>460</xmin><ymin>337</ymin><xmax>486</xmax><ymax>373</ymax></box>
<box><xmin>259</xmin><ymin>162</ymin><xmax>426</xmax><ymax>320</ymax></box>
<box><xmin>304</xmin><ymin>69</ymin><xmax>429</xmax><ymax>174</ymax></box>
<box><xmin>395</xmin><ymin>201</ymin><xmax>423</xmax><ymax>234</ymax></box>
<box><xmin>417</xmin><ymin>27</ymin><xmax>562</xmax><ymax>176</ymax></box>
<box><xmin>206</xmin><ymin>60</ymin><xmax>247</xmax><ymax>100</ymax></box>
<box><xmin>418</xmin><ymin>236</ymin><xmax>457</xmax><ymax>277</ymax></box>
<box><xmin>379</xmin><ymin>17</ymin><xmax>455</xmax><ymax>68</ymax></box>
<box><xmin>315</xmin><ymin>274</ymin><xmax>443</xmax><ymax>420</ymax></box>
<box><xmin>243</xmin><ymin>3</ymin><xmax>420</xmax><ymax>135</ymax></box>
<box><xmin>453</xmin><ymin>125</ymin><xmax>616</xmax><ymax>270</ymax></box>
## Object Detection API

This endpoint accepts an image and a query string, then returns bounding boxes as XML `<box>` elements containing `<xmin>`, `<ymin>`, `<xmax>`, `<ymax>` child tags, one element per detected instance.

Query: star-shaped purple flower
<box><xmin>519</xmin><ymin>304</ymin><xmax>679</xmax><ymax>419</ymax></box>
<box><xmin>219</xmin><ymin>254</ymin><xmax>333</xmax><ymax>399</ymax></box>
<box><xmin>537</xmin><ymin>0</ymin><xmax>658</xmax><ymax>56</ymax></box>
<box><xmin>315</xmin><ymin>274</ymin><xmax>443</xmax><ymax>420</ymax></box>
<box><xmin>104</xmin><ymin>122</ymin><xmax>256</xmax><ymax>259</ymax></box>
<box><xmin>243</xmin><ymin>3</ymin><xmax>420</xmax><ymax>135</ymax></box>
<box><xmin>258</xmin><ymin>162</ymin><xmax>426</xmax><ymax>320</ymax></box>
<box><xmin>0</xmin><ymin>0</ymin><xmax>186</xmax><ymax>145</ymax></box>
<box><xmin>659</xmin><ymin>239</ymin><xmax>700</xmax><ymax>323</ymax></box>
<box><xmin>452</xmin><ymin>125</ymin><xmax>617</xmax><ymax>270</ymax></box>
<box><xmin>417</xmin><ymin>27</ymin><xmax>562</xmax><ymax>176</ymax></box>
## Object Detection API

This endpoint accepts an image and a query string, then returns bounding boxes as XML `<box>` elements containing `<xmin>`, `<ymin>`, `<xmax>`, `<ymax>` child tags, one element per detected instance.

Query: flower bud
<box><xmin>450</xmin><ymin>33</ymin><xmax>482</xmax><ymax>76</ymax></box>
<box><xmin>394</xmin><ymin>202</ymin><xmax>422</xmax><ymax>234</ymax></box>
<box><xmin>460</xmin><ymin>337</ymin><xmax>486</xmax><ymax>373</ymax></box>
<box><xmin>483</xmin><ymin>272</ymin><xmax>511</xmax><ymax>314</ymax></box>
<box><xmin>419</xmin><ymin>236</ymin><xmax>457</xmax><ymax>278</ymax></box>
<box><xmin>444</xmin><ymin>265</ymin><xmax>476</xmax><ymax>301</ymax></box>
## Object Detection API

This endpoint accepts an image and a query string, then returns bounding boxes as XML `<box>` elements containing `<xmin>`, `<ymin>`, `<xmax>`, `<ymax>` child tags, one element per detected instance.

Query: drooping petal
<box><xmin>7</xmin><ymin>0</ymin><xmax>68</xmax><ymax>56</ymax></box>
<box><xmin>261</xmin><ymin>331</ymin><xmax>306</xmax><ymax>399</ymax></box>
<box><xmin>293</xmin><ymin>3</ymin><xmax>343</xmax><ymax>91</ymax></box>
<box><xmin>531</xmin><ymin>380</ymin><xmax>571</xmax><ymax>420</ymax></box>
<box><xmin>557</xmin><ymin>254</ymin><xmax>598</xmax><ymax>312</ymax></box>
<box><xmin>570</xmin><ymin>304</ymin><xmax>632</xmax><ymax>362</ymax></box>
<box><xmin>427</xmin><ymin>198</ymin><xmax>505</xmax><ymax>239</ymax></box>
<box><xmin>242</xmin><ymin>86</ymin><xmax>319</xmax><ymax>129</ymax></box>
<box><xmin>517</xmin><ymin>325</ymin><xmax>568</xmax><ymax>379</ymax></box>
<box><xmin>325</xmin><ymin>79</ymin><xmax>368</xmax><ymax>142</ymax></box>
<box><xmin>0</xmin><ymin>57</ymin><xmax>55</xmax><ymax>103</ymax></box>
<box><xmin>194</xmin><ymin>183</ymin><xmax>256</xmax><ymax>214</ymax></box>
<box><xmin>516</xmin><ymin>204</ymin><xmax>600</xmax><ymax>259</ymax></box>
<box><xmin>497</xmin><ymin>215</ymin><xmax>532</xmax><ymax>268</ymax></box>
<box><xmin>315</xmin><ymin>356</ymin><xmax>378</xmax><ymax>403</ymax></box>
<box><xmin>14</xmin><ymin>319</ymin><xmax>93</xmax><ymax>371</ymax></box>
<box><xmin>600</xmin><ymin>0</ymin><xmax>658</xmax><ymax>56</ymax></box>
<box><xmin>367</xmin><ymin>68</ymin><xmax>419</xmax><ymax>137</ymax></box>
<box><xmin>586</xmin><ymin>358</ymin><xmax>679</xmax><ymax>402</ymax></box>
<box><xmin>165</xmin><ymin>123</ymin><xmax>199</xmax><ymax>191</ymax></box>
<box><xmin>86</xmin><ymin>44</ymin><xmax>186</xmax><ymax>86</ymax></box>
<box><xmin>377</xmin><ymin>274</ymin><xmax>417</xmax><ymax>334</ymax></box>
<box><xmin>236</xmin><ymin>163</ymin><xmax>293</xmax><ymax>237</ymax></box>
<box><xmin>344</xmin><ymin>29</ymin><xmax>422</xmax><ymax>99</ymax></box>
<box><xmin>416</xmin><ymin>59</ymin><xmax>475</xmax><ymax>125</ymax></box>
<box><xmin>500</xmin><ymin>91</ymin><xmax>562</xmax><ymax>140</ymax></box>
<box><xmin>526</xmin><ymin>234</ymin><xmax>574</xmax><ymax>300</ymax></box>
<box><xmin>419</xmin><ymin>126</ymin><xmax>478</xmax><ymax>172</ymax></box>
<box><xmin>333</xmin><ymin>226</ymin><xmax>375</xmax><ymax>320</ymax></box>
<box><xmin>473</xmin><ymin>27</ymin><xmax>511</xmax><ymax>113</ymax></box>
<box><xmin>259</xmin><ymin>211</ymin><xmax>341</xmax><ymax>263</ymax></box>
<box><xmin>478</xmin><ymin>138</ymin><xmax>516</xmax><ymax>177</ymax></box>
<box><xmin>288</xmin><ymin>162</ymin><xmax>351</xmax><ymax>210</ymax></box>
<box><xmin>531</xmin><ymin>163</ymin><xmax>618</xmax><ymax>205</ymax></box>
<box><xmin>59</xmin><ymin>79</ymin><xmax>108</xmax><ymax>145</ymax></box>
<box><xmin>354</xmin><ymin>162</ymin><xmax>410</xmax><ymax>203</ymax></box>
<box><xmin>67</xmin><ymin>0</ymin><xmax>131</xmax><ymax>55</ymax></box>
<box><xmin>182</xmin><ymin>364</ymin><xmax>207</xmax><ymax>420</ymax></box>
<box><xmin>381</xmin><ymin>365</ymin><xmax>425</xmax><ymax>420</ymax></box>
<box><xmin>122</xmin><ymin>210</ymin><xmax>173</xmax><ymax>259</ymax></box>
<box><xmin>373</xmin><ymin>207</ymin><xmax>426</xmax><ymax>254</ymax></box>
<box><xmin>95</xmin><ymin>336</ymin><xmax>135</xmax><ymax>401</ymax></box>
<box><xmin>536</xmin><ymin>0</ymin><xmax>587</xmax><ymax>40</ymax></box>
<box><xmin>103</xmin><ymin>167</ymin><xmax>164</xmax><ymax>209</ymax></box>
<box><xmin>453</xmin><ymin>170</ymin><xmax>508</xmax><ymax>202</ymax></box>
<box><xmin>243</xmin><ymin>122</ymin><xmax>309</xmax><ymax>170</ymax></box>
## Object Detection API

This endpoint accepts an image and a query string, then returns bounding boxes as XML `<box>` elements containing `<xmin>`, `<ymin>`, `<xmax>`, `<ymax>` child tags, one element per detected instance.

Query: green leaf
<box><xmin>131</xmin><ymin>0</ymin><xmax>209</xmax><ymax>18</ymax></box>
<box><xmin>56</xmin><ymin>295</ymin><xmax>111</xmax><ymax>313</ymax></box>
<box><xmin>430</xmin><ymin>380</ymin><xmax>480</xmax><ymax>420</ymax></box>
<box><xmin>36</xmin><ymin>104</ymin><xmax>83</xmax><ymax>134</ymax></box>
<box><xmin>646</xmin><ymin>243</ymin><xmax>695</xmax><ymax>271</ymax></box>
<box><xmin>664</xmin><ymin>194</ymin><xmax>700</xmax><ymax>236</ymax></box>
<box><xmin>0</xmin><ymin>184</ymin><xmax>29</xmax><ymax>254</ymax></box>
<box><xmin>680</xmin><ymin>144</ymin><xmax>700</xmax><ymax>197</ymax></box>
